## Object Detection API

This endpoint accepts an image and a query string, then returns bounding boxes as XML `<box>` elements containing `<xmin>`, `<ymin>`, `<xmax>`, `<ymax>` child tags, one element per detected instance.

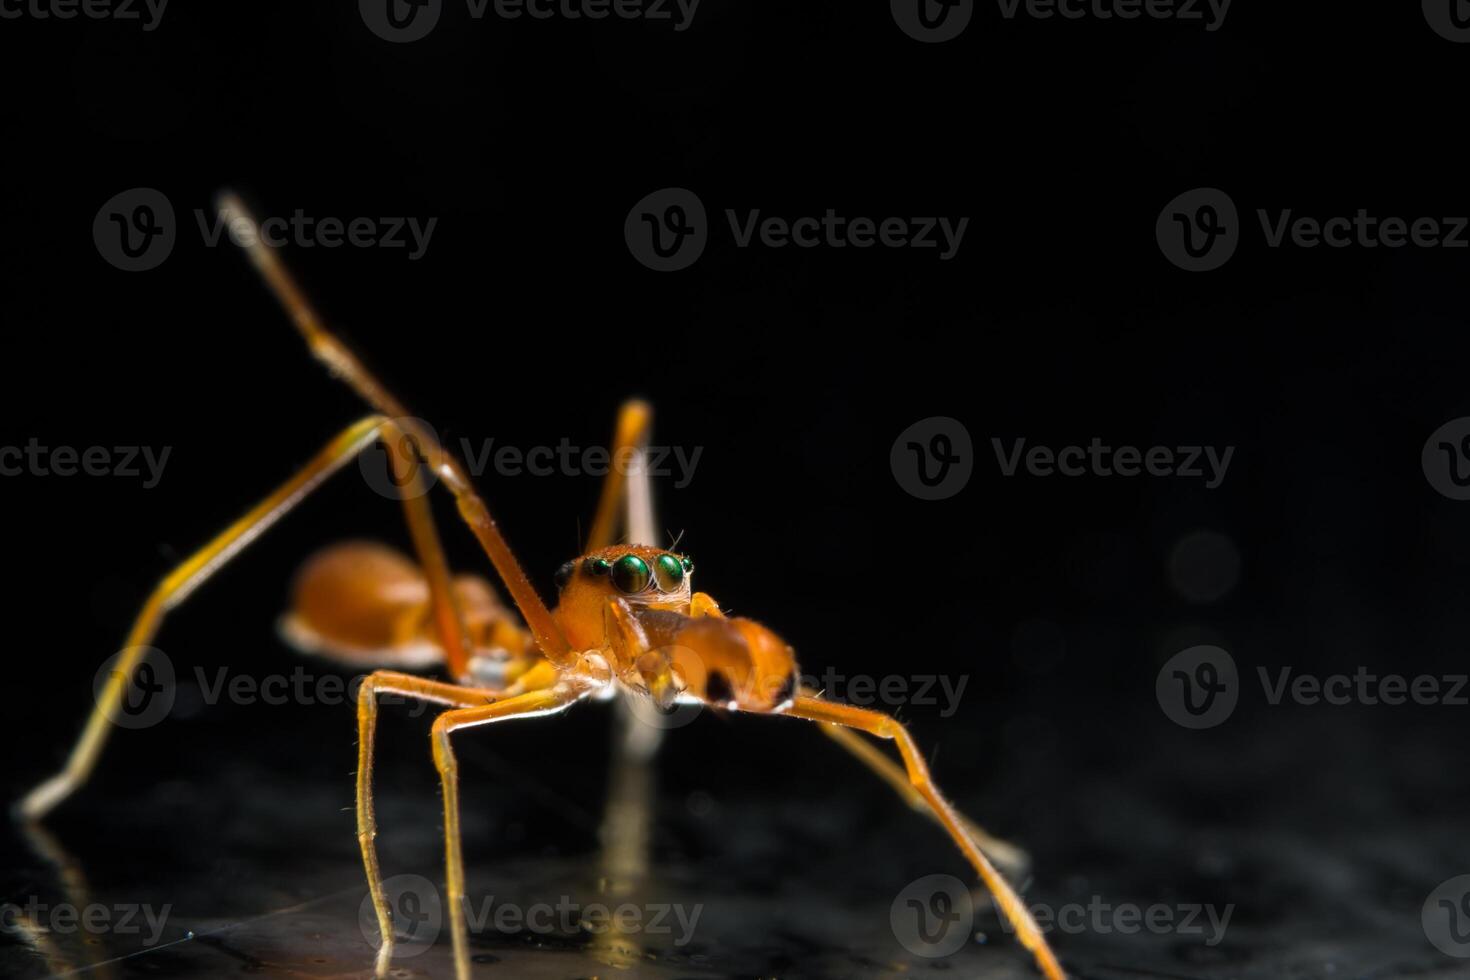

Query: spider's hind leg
<box><xmin>778</xmin><ymin>696</ymin><xmax>1066</xmax><ymax>980</ymax></box>
<box><xmin>807</xmin><ymin>694</ymin><xmax>1032</xmax><ymax>881</ymax></box>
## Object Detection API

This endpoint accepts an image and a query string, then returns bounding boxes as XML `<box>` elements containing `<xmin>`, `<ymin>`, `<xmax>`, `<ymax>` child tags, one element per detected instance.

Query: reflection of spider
<box><xmin>19</xmin><ymin>194</ymin><xmax>1064</xmax><ymax>980</ymax></box>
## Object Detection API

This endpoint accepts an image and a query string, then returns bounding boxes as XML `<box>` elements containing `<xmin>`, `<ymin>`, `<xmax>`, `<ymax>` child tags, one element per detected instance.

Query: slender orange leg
<box><xmin>781</xmin><ymin>697</ymin><xmax>1066</xmax><ymax>980</ymax></box>
<box><xmin>430</xmin><ymin>686</ymin><xmax>593</xmax><ymax>980</ymax></box>
<box><xmin>813</xmin><ymin>718</ymin><xmax>1031</xmax><ymax>879</ymax></box>
<box><xmin>219</xmin><ymin>194</ymin><xmax>573</xmax><ymax>668</ymax></box>
<box><xmin>586</xmin><ymin>399</ymin><xmax>654</xmax><ymax>550</ymax></box>
<box><xmin>797</xmin><ymin>686</ymin><xmax>1030</xmax><ymax>878</ymax></box>
<box><xmin>18</xmin><ymin>416</ymin><xmax>388</xmax><ymax>821</ymax></box>
<box><xmin>384</xmin><ymin>420</ymin><xmax>474</xmax><ymax>680</ymax></box>
<box><xmin>355</xmin><ymin>671</ymin><xmax>503</xmax><ymax>975</ymax></box>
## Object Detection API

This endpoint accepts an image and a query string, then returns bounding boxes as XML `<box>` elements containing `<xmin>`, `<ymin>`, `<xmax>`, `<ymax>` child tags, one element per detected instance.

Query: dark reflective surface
<box><xmin>4</xmin><ymin>692</ymin><xmax>1465</xmax><ymax>979</ymax></box>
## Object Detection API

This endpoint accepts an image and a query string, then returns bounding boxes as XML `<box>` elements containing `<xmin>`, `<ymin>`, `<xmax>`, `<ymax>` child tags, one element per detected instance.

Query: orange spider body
<box><xmin>282</xmin><ymin>540</ymin><xmax>800</xmax><ymax>712</ymax></box>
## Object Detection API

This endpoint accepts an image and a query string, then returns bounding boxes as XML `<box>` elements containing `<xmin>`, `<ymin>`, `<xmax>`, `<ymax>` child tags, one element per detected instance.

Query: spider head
<box><xmin>551</xmin><ymin>545</ymin><xmax>693</xmax><ymax>651</ymax></box>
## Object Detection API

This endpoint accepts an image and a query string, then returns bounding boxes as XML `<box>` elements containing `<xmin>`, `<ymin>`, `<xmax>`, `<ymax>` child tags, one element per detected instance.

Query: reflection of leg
<box><xmin>589</xmin><ymin>401</ymin><xmax>662</xmax><ymax>964</ymax></box>
<box><xmin>590</xmin><ymin>698</ymin><xmax>657</xmax><ymax>968</ymax></box>
<box><xmin>16</xmin><ymin>821</ymin><xmax>115</xmax><ymax>979</ymax></box>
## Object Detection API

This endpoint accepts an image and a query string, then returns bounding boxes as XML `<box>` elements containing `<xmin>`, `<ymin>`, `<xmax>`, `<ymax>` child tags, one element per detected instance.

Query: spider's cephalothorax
<box><xmin>551</xmin><ymin>544</ymin><xmax>798</xmax><ymax>712</ymax></box>
<box><xmin>553</xmin><ymin>545</ymin><xmax>693</xmax><ymax>633</ymax></box>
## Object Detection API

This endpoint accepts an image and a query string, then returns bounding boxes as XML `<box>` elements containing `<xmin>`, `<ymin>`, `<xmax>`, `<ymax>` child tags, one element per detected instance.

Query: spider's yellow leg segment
<box><xmin>382</xmin><ymin>418</ymin><xmax>475</xmax><ymax>680</ymax></box>
<box><xmin>18</xmin><ymin>415</ymin><xmax>390</xmax><ymax>822</ymax></box>
<box><xmin>586</xmin><ymin>399</ymin><xmax>654</xmax><ymax>550</ymax></box>
<box><xmin>782</xmin><ymin>697</ymin><xmax>1066</xmax><ymax>980</ymax></box>
<box><xmin>355</xmin><ymin>671</ymin><xmax>506</xmax><ymax>976</ymax></box>
<box><xmin>811</xmin><ymin>710</ymin><xmax>1030</xmax><ymax>878</ymax></box>
<box><xmin>430</xmin><ymin>687</ymin><xmax>591</xmax><ymax>980</ymax></box>
<box><xmin>218</xmin><ymin>193</ymin><xmax>573</xmax><ymax>667</ymax></box>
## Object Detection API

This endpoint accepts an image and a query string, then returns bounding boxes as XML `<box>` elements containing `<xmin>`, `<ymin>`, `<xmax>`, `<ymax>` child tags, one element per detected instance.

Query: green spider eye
<box><xmin>611</xmin><ymin>554</ymin><xmax>651</xmax><ymax>594</ymax></box>
<box><xmin>654</xmin><ymin>553</ymin><xmax>685</xmax><ymax>591</ymax></box>
<box><xmin>583</xmin><ymin>557</ymin><xmax>611</xmax><ymax>577</ymax></box>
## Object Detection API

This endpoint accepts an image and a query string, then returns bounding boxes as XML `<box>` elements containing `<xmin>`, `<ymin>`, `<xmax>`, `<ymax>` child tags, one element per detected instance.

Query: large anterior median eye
<box><xmin>654</xmin><ymin>553</ymin><xmax>684</xmax><ymax>591</ymax></box>
<box><xmin>611</xmin><ymin>554</ymin><xmax>651</xmax><ymax>594</ymax></box>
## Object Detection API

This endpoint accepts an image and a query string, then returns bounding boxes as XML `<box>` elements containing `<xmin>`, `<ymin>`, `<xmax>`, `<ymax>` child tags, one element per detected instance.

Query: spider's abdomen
<box><xmin>279</xmin><ymin>540</ymin><xmax>530</xmax><ymax>668</ymax></box>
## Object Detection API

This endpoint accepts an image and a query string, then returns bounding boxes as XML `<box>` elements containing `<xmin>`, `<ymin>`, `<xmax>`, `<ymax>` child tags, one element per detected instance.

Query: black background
<box><xmin>3</xmin><ymin>2</ymin><xmax>1470</xmax><ymax>978</ymax></box>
